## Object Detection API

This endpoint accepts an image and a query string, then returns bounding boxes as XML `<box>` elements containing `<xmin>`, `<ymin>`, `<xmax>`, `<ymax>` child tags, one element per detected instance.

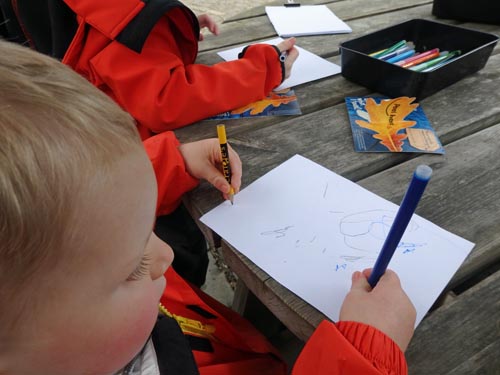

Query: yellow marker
<box><xmin>369</xmin><ymin>48</ymin><xmax>387</xmax><ymax>57</ymax></box>
<box><xmin>216</xmin><ymin>124</ymin><xmax>235</xmax><ymax>204</ymax></box>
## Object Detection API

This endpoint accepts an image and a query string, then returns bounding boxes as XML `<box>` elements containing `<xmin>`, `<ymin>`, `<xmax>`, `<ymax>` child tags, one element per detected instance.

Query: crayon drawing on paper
<box><xmin>200</xmin><ymin>155</ymin><xmax>474</xmax><ymax>325</ymax></box>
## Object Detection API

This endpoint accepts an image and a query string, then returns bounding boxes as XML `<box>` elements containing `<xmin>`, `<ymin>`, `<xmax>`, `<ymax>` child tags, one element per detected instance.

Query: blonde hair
<box><xmin>0</xmin><ymin>40</ymin><xmax>143</xmax><ymax>333</ymax></box>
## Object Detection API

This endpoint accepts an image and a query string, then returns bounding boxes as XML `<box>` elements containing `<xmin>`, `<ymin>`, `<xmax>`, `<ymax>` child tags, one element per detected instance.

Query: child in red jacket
<box><xmin>66</xmin><ymin>0</ymin><xmax>299</xmax><ymax>139</ymax></box>
<box><xmin>0</xmin><ymin>0</ymin><xmax>299</xmax><ymax>139</ymax></box>
<box><xmin>0</xmin><ymin>40</ymin><xmax>415</xmax><ymax>375</ymax></box>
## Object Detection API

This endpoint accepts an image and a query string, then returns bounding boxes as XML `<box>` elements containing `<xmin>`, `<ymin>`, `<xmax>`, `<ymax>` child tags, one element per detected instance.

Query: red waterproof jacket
<box><xmin>143</xmin><ymin>132</ymin><xmax>198</xmax><ymax>216</ymax></box>
<box><xmin>161</xmin><ymin>268</ymin><xmax>408</xmax><ymax>375</ymax></box>
<box><xmin>62</xmin><ymin>0</ymin><xmax>284</xmax><ymax>140</ymax></box>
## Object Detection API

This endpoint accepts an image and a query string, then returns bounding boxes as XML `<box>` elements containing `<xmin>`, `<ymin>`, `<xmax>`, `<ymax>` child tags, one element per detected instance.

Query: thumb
<box><xmin>350</xmin><ymin>270</ymin><xmax>372</xmax><ymax>292</ymax></box>
<box><xmin>284</xmin><ymin>37</ymin><xmax>296</xmax><ymax>48</ymax></box>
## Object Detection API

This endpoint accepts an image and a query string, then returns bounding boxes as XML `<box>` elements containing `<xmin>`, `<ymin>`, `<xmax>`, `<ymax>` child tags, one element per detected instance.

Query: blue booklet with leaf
<box><xmin>209</xmin><ymin>89</ymin><xmax>301</xmax><ymax>120</ymax></box>
<box><xmin>345</xmin><ymin>96</ymin><xmax>444</xmax><ymax>154</ymax></box>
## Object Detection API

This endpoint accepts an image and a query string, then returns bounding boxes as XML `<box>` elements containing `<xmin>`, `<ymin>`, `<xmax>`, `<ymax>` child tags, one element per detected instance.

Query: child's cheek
<box><xmin>113</xmin><ymin>286</ymin><xmax>162</xmax><ymax>360</ymax></box>
<box><xmin>96</xmin><ymin>283</ymin><xmax>163</xmax><ymax>372</ymax></box>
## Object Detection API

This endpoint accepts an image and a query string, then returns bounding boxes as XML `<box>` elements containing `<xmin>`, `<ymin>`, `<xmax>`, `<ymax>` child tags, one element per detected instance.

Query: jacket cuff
<box><xmin>292</xmin><ymin>320</ymin><xmax>407</xmax><ymax>375</ymax></box>
<box><xmin>336</xmin><ymin>321</ymin><xmax>408</xmax><ymax>374</ymax></box>
<box><xmin>237</xmin><ymin>43</ymin><xmax>284</xmax><ymax>90</ymax></box>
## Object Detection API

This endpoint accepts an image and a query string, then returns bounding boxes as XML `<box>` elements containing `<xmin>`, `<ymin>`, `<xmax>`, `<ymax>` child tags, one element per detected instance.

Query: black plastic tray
<box><xmin>339</xmin><ymin>19</ymin><xmax>499</xmax><ymax>100</ymax></box>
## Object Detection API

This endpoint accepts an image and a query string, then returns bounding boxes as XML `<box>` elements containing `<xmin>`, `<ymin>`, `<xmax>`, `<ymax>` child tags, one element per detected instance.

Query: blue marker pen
<box><xmin>368</xmin><ymin>165</ymin><xmax>433</xmax><ymax>287</ymax></box>
<box><xmin>386</xmin><ymin>49</ymin><xmax>415</xmax><ymax>64</ymax></box>
<box><xmin>279</xmin><ymin>51</ymin><xmax>288</xmax><ymax>62</ymax></box>
<box><xmin>379</xmin><ymin>46</ymin><xmax>412</xmax><ymax>61</ymax></box>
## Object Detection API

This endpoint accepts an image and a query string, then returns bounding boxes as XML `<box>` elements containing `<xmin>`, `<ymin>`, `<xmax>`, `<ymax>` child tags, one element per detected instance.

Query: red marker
<box><xmin>396</xmin><ymin>48</ymin><xmax>440</xmax><ymax>68</ymax></box>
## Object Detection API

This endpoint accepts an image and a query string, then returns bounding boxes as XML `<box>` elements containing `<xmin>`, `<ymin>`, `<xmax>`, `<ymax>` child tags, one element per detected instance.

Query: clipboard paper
<box><xmin>265</xmin><ymin>5</ymin><xmax>352</xmax><ymax>37</ymax></box>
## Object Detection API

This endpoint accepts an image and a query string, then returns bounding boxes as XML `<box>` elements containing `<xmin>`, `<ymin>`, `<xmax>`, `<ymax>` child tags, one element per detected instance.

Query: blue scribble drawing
<box><xmin>399</xmin><ymin>241</ymin><xmax>424</xmax><ymax>254</ymax></box>
<box><xmin>257</xmin><ymin>209</ymin><xmax>428</xmax><ymax>271</ymax></box>
<box><xmin>335</xmin><ymin>264</ymin><xmax>347</xmax><ymax>271</ymax></box>
<box><xmin>323</xmin><ymin>183</ymin><xmax>329</xmax><ymax>199</ymax></box>
<box><xmin>339</xmin><ymin>209</ymin><xmax>424</xmax><ymax>253</ymax></box>
<box><xmin>260</xmin><ymin>225</ymin><xmax>294</xmax><ymax>238</ymax></box>
<box><xmin>340</xmin><ymin>255</ymin><xmax>366</xmax><ymax>262</ymax></box>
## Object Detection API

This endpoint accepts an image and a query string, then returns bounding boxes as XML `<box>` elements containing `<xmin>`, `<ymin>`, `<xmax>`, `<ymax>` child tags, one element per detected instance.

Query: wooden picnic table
<box><xmin>176</xmin><ymin>1</ymin><xmax>500</xmax><ymax>373</ymax></box>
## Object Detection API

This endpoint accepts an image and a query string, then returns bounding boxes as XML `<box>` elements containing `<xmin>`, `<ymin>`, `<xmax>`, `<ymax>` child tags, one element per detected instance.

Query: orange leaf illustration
<box><xmin>355</xmin><ymin>97</ymin><xmax>419</xmax><ymax>152</ymax></box>
<box><xmin>232</xmin><ymin>90</ymin><xmax>297</xmax><ymax>115</ymax></box>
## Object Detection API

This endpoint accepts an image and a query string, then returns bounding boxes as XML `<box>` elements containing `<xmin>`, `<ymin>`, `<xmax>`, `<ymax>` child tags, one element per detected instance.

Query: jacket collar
<box><xmin>64</xmin><ymin>0</ymin><xmax>145</xmax><ymax>39</ymax></box>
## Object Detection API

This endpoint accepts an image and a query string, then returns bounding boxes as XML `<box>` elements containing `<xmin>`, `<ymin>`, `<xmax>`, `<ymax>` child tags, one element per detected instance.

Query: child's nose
<box><xmin>149</xmin><ymin>233</ymin><xmax>174</xmax><ymax>280</ymax></box>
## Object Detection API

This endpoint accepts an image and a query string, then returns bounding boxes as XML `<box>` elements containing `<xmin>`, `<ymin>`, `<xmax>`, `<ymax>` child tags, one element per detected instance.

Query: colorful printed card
<box><xmin>208</xmin><ymin>89</ymin><xmax>301</xmax><ymax>120</ymax></box>
<box><xmin>345</xmin><ymin>96</ymin><xmax>444</xmax><ymax>154</ymax></box>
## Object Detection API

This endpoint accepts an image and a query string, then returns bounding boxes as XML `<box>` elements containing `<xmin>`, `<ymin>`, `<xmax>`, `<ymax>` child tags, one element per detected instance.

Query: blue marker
<box><xmin>386</xmin><ymin>49</ymin><xmax>415</xmax><ymax>64</ymax></box>
<box><xmin>368</xmin><ymin>165</ymin><xmax>433</xmax><ymax>287</ymax></box>
<box><xmin>279</xmin><ymin>51</ymin><xmax>288</xmax><ymax>62</ymax></box>
<box><xmin>379</xmin><ymin>46</ymin><xmax>412</xmax><ymax>61</ymax></box>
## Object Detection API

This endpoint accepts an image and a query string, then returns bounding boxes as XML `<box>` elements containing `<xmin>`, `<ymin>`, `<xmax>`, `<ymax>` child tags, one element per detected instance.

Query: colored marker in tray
<box><xmin>371</xmin><ymin>40</ymin><xmax>461</xmax><ymax>72</ymax></box>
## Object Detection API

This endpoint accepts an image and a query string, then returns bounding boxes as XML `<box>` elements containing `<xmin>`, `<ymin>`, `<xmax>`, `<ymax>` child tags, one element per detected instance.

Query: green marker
<box><xmin>371</xmin><ymin>40</ymin><xmax>407</xmax><ymax>59</ymax></box>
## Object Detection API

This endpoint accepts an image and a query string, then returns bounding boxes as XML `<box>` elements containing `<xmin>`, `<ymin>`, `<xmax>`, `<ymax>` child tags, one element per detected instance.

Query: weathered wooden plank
<box><xmin>224</xmin><ymin>0</ymin><xmax>339</xmax><ymax>23</ymax></box>
<box><xmin>199</xmin><ymin>0</ymin><xmax>434</xmax><ymax>53</ymax></box>
<box><xmin>199</xmin><ymin>10</ymin><xmax>499</xmax><ymax>62</ymax></box>
<box><xmin>188</xmin><ymin>63</ymin><xmax>500</xmax><ymax>281</ymax></box>
<box><xmin>238</xmin><ymin>122</ymin><xmax>500</xmax><ymax>342</ymax></box>
<box><xmin>445</xmin><ymin>340</ymin><xmax>500</xmax><ymax>375</ymax></box>
<box><xmin>186</xmin><ymin>52</ymin><xmax>500</xmax><ymax>250</ymax></box>
<box><xmin>177</xmin><ymin>19</ymin><xmax>500</xmax><ymax>144</ymax></box>
<box><xmin>406</xmin><ymin>270</ymin><xmax>500</xmax><ymax>375</ymax></box>
<box><xmin>185</xmin><ymin>51</ymin><xmax>500</xmax><ymax>216</ymax></box>
<box><xmin>356</xmin><ymin>125</ymin><xmax>500</xmax><ymax>289</ymax></box>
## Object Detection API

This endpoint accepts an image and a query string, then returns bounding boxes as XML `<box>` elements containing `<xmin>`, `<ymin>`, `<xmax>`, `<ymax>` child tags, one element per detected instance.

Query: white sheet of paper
<box><xmin>200</xmin><ymin>155</ymin><xmax>474</xmax><ymax>325</ymax></box>
<box><xmin>265</xmin><ymin>5</ymin><xmax>352</xmax><ymax>37</ymax></box>
<box><xmin>217</xmin><ymin>38</ymin><xmax>341</xmax><ymax>91</ymax></box>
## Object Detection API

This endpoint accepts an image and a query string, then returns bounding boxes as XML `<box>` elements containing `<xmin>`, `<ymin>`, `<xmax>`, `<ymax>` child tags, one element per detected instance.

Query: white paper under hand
<box><xmin>217</xmin><ymin>38</ymin><xmax>341</xmax><ymax>91</ymax></box>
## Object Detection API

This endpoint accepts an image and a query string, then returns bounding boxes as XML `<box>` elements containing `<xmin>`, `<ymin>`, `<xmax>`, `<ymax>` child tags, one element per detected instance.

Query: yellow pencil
<box><xmin>216</xmin><ymin>124</ymin><xmax>235</xmax><ymax>204</ymax></box>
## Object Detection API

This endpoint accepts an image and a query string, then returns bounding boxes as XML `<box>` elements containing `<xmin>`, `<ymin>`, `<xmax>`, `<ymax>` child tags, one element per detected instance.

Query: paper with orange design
<box><xmin>209</xmin><ymin>89</ymin><xmax>301</xmax><ymax>120</ymax></box>
<box><xmin>346</xmin><ymin>96</ymin><xmax>444</xmax><ymax>154</ymax></box>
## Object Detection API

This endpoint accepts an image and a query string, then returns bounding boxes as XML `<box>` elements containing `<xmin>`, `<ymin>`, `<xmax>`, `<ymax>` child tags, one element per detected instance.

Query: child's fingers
<box><xmin>285</xmin><ymin>47</ymin><xmax>299</xmax><ymax>65</ymax></box>
<box><xmin>227</xmin><ymin>145</ymin><xmax>242</xmax><ymax>193</ymax></box>
<box><xmin>210</xmin><ymin>23</ymin><xmax>220</xmax><ymax>36</ymax></box>
<box><xmin>198</xmin><ymin>14</ymin><xmax>219</xmax><ymax>36</ymax></box>
<box><xmin>205</xmin><ymin>164</ymin><xmax>232</xmax><ymax>195</ymax></box>
<box><xmin>376</xmin><ymin>269</ymin><xmax>402</xmax><ymax>288</ymax></box>
<box><xmin>277</xmin><ymin>37</ymin><xmax>296</xmax><ymax>53</ymax></box>
<box><xmin>350</xmin><ymin>270</ymin><xmax>372</xmax><ymax>292</ymax></box>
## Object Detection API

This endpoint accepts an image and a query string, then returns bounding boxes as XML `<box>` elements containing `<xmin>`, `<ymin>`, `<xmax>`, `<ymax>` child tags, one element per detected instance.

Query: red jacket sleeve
<box><xmin>143</xmin><ymin>132</ymin><xmax>199</xmax><ymax>216</ymax></box>
<box><xmin>292</xmin><ymin>321</ymin><xmax>408</xmax><ymax>375</ymax></box>
<box><xmin>88</xmin><ymin>17</ymin><xmax>283</xmax><ymax>136</ymax></box>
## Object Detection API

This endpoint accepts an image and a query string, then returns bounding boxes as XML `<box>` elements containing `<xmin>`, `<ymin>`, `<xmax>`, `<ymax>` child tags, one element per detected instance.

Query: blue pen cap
<box><xmin>415</xmin><ymin>165</ymin><xmax>433</xmax><ymax>181</ymax></box>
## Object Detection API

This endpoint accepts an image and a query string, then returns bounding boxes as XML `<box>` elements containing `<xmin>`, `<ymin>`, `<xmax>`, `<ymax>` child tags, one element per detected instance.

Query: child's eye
<box><xmin>127</xmin><ymin>253</ymin><xmax>152</xmax><ymax>281</ymax></box>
